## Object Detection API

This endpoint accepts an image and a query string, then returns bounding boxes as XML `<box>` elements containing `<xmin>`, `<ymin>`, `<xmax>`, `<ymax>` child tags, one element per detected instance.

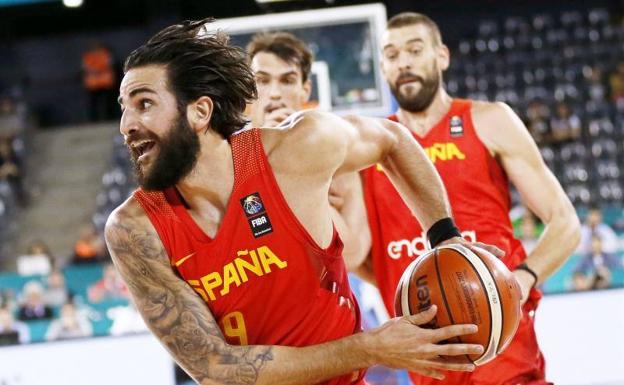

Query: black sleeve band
<box><xmin>426</xmin><ymin>217</ymin><xmax>462</xmax><ymax>249</ymax></box>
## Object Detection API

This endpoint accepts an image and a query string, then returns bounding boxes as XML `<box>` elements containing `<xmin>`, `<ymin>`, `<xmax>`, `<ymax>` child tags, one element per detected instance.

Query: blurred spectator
<box><xmin>578</xmin><ymin>207</ymin><xmax>619</xmax><ymax>254</ymax></box>
<box><xmin>0</xmin><ymin>97</ymin><xmax>15</xmax><ymax>116</ymax></box>
<box><xmin>16</xmin><ymin>239</ymin><xmax>54</xmax><ymax>276</ymax></box>
<box><xmin>609</xmin><ymin>62</ymin><xmax>624</xmax><ymax>110</ymax></box>
<box><xmin>585</xmin><ymin>65</ymin><xmax>606</xmax><ymax>101</ymax></box>
<box><xmin>525</xmin><ymin>99</ymin><xmax>551</xmax><ymax>142</ymax></box>
<box><xmin>17</xmin><ymin>281</ymin><xmax>54</xmax><ymax>321</ymax></box>
<box><xmin>517</xmin><ymin>211</ymin><xmax>541</xmax><ymax>254</ymax></box>
<box><xmin>550</xmin><ymin>102</ymin><xmax>581</xmax><ymax>142</ymax></box>
<box><xmin>108</xmin><ymin>302</ymin><xmax>147</xmax><ymax>336</ymax></box>
<box><xmin>0</xmin><ymin>97</ymin><xmax>22</xmax><ymax>137</ymax></box>
<box><xmin>526</xmin><ymin>98</ymin><xmax>551</xmax><ymax>122</ymax></box>
<box><xmin>0</xmin><ymin>289</ymin><xmax>17</xmax><ymax>312</ymax></box>
<box><xmin>0</xmin><ymin>135</ymin><xmax>27</xmax><ymax>206</ymax></box>
<box><xmin>572</xmin><ymin>235</ymin><xmax>622</xmax><ymax>290</ymax></box>
<box><xmin>43</xmin><ymin>270</ymin><xmax>70</xmax><ymax>307</ymax></box>
<box><xmin>71</xmin><ymin>223</ymin><xmax>107</xmax><ymax>264</ymax></box>
<box><xmin>82</xmin><ymin>42</ymin><xmax>117</xmax><ymax>122</ymax></box>
<box><xmin>45</xmin><ymin>302</ymin><xmax>93</xmax><ymax>341</ymax></box>
<box><xmin>571</xmin><ymin>271</ymin><xmax>592</xmax><ymax>291</ymax></box>
<box><xmin>88</xmin><ymin>264</ymin><xmax>129</xmax><ymax>302</ymax></box>
<box><xmin>0</xmin><ymin>306</ymin><xmax>30</xmax><ymax>344</ymax></box>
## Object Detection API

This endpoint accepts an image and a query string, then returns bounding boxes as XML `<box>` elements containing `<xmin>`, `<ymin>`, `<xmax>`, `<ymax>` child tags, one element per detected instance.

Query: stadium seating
<box><xmin>446</xmin><ymin>8</ymin><xmax>624</xmax><ymax>208</ymax></box>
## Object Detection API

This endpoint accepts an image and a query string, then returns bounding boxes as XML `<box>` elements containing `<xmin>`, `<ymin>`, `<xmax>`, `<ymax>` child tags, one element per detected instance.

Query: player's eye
<box><xmin>282</xmin><ymin>77</ymin><xmax>297</xmax><ymax>85</ymax></box>
<box><xmin>138</xmin><ymin>99</ymin><xmax>153</xmax><ymax>111</ymax></box>
<box><xmin>256</xmin><ymin>77</ymin><xmax>270</xmax><ymax>85</ymax></box>
<box><xmin>385</xmin><ymin>51</ymin><xmax>398</xmax><ymax>60</ymax></box>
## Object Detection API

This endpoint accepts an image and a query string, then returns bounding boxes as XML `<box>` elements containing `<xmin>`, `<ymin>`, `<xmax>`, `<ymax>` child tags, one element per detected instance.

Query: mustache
<box><xmin>124</xmin><ymin>132</ymin><xmax>157</xmax><ymax>147</ymax></box>
<box><xmin>396</xmin><ymin>73</ymin><xmax>424</xmax><ymax>87</ymax></box>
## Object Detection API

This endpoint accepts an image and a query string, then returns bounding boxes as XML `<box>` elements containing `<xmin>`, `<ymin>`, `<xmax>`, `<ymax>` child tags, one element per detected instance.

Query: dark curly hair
<box><xmin>124</xmin><ymin>18</ymin><xmax>257</xmax><ymax>138</ymax></box>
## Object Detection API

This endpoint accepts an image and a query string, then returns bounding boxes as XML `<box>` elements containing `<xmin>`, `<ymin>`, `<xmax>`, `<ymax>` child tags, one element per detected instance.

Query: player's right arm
<box><xmin>105</xmin><ymin>198</ymin><xmax>483</xmax><ymax>385</ymax></box>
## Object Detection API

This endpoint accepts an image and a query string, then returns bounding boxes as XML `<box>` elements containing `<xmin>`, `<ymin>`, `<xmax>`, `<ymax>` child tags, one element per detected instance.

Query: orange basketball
<box><xmin>395</xmin><ymin>244</ymin><xmax>522</xmax><ymax>366</ymax></box>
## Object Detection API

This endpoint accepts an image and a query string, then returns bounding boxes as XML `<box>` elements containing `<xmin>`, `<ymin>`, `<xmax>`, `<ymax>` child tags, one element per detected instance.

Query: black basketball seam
<box><xmin>407</xmin><ymin>266</ymin><xmax>414</xmax><ymax>316</ymax></box>
<box><xmin>405</xmin><ymin>255</ymin><xmax>426</xmax><ymax>316</ymax></box>
<box><xmin>434</xmin><ymin>248</ymin><xmax>473</xmax><ymax>364</ymax></box>
<box><xmin>463</xmin><ymin>251</ymin><xmax>494</xmax><ymax>363</ymax></box>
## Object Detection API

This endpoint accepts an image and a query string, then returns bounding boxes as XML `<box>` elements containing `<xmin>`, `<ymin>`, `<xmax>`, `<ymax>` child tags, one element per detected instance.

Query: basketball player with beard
<box><xmin>340</xmin><ymin>12</ymin><xmax>581</xmax><ymax>385</ymax></box>
<box><xmin>104</xmin><ymin>19</ymin><xmax>486</xmax><ymax>385</ymax></box>
<box><xmin>245</xmin><ymin>31</ymin><xmax>501</xmax><ymax>273</ymax></box>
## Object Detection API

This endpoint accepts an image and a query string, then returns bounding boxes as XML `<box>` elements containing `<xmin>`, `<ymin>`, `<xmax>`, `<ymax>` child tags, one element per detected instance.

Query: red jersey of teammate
<box><xmin>362</xmin><ymin>99</ymin><xmax>541</xmax><ymax>317</ymax></box>
<box><xmin>135</xmin><ymin>128</ymin><xmax>364</xmax><ymax>385</ymax></box>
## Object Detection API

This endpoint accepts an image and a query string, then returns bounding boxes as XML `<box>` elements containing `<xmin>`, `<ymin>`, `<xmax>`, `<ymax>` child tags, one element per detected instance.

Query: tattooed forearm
<box><xmin>105</xmin><ymin>206</ymin><xmax>273</xmax><ymax>385</ymax></box>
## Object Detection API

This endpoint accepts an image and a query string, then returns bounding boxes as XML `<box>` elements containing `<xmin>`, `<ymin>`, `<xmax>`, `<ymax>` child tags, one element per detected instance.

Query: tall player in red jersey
<box><xmin>340</xmin><ymin>12</ymin><xmax>581</xmax><ymax>385</ymax></box>
<box><xmin>104</xmin><ymin>19</ymin><xmax>486</xmax><ymax>385</ymax></box>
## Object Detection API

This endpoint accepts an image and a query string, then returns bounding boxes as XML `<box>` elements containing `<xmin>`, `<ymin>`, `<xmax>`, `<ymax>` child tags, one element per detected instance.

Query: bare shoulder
<box><xmin>104</xmin><ymin>196</ymin><xmax>166</xmax><ymax>265</ymax></box>
<box><xmin>470</xmin><ymin>100</ymin><xmax>527</xmax><ymax>154</ymax></box>
<box><xmin>471</xmin><ymin>100</ymin><xmax>519</xmax><ymax>126</ymax></box>
<box><xmin>261</xmin><ymin>110</ymin><xmax>347</xmax><ymax>173</ymax></box>
<box><xmin>260</xmin><ymin>110</ymin><xmax>340</xmax><ymax>151</ymax></box>
<box><xmin>105</xmin><ymin>196</ymin><xmax>148</xmax><ymax>240</ymax></box>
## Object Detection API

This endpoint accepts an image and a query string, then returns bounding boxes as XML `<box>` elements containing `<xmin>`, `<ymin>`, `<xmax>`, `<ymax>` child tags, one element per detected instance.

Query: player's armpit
<box><xmin>329</xmin><ymin>172</ymin><xmax>371</xmax><ymax>271</ymax></box>
<box><xmin>104</xmin><ymin>200</ymin><xmax>274</xmax><ymax>385</ymax></box>
<box><xmin>352</xmin><ymin>255</ymin><xmax>377</xmax><ymax>285</ymax></box>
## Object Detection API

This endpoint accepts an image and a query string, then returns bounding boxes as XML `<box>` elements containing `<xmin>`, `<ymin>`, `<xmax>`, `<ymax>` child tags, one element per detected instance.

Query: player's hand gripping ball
<box><xmin>395</xmin><ymin>244</ymin><xmax>522</xmax><ymax>365</ymax></box>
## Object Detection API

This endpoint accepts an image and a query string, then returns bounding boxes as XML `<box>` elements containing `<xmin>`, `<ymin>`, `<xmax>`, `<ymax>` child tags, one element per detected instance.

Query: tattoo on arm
<box><xmin>105</xmin><ymin>212</ymin><xmax>274</xmax><ymax>385</ymax></box>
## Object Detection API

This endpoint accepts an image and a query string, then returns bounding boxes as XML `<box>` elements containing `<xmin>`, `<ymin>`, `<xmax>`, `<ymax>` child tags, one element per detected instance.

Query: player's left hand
<box><xmin>439</xmin><ymin>238</ymin><xmax>532</xmax><ymax>306</ymax></box>
<box><xmin>263</xmin><ymin>107</ymin><xmax>296</xmax><ymax>127</ymax></box>
<box><xmin>512</xmin><ymin>269</ymin><xmax>535</xmax><ymax>306</ymax></box>
<box><xmin>439</xmin><ymin>236</ymin><xmax>505</xmax><ymax>259</ymax></box>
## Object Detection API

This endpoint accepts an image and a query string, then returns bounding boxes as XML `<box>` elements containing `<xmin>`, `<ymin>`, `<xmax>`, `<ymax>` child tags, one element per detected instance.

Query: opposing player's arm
<box><xmin>106</xmin><ymin>198</ymin><xmax>482</xmax><ymax>384</ymax></box>
<box><xmin>473</xmin><ymin>102</ymin><xmax>581</xmax><ymax>301</ymax></box>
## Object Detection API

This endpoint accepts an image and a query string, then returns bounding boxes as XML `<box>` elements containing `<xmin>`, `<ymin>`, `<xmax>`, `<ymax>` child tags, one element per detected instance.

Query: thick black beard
<box><xmin>132</xmin><ymin>115</ymin><xmax>200</xmax><ymax>191</ymax></box>
<box><xmin>391</xmin><ymin>71</ymin><xmax>441</xmax><ymax>113</ymax></box>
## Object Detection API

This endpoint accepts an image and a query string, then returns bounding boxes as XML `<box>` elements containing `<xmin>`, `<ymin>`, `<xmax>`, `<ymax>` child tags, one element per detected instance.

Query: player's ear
<box><xmin>187</xmin><ymin>96</ymin><xmax>213</xmax><ymax>133</ymax></box>
<box><xmin>438</xmin><ymin>44</ymin><xmax>450</xmax><ymax>71</ymax></box>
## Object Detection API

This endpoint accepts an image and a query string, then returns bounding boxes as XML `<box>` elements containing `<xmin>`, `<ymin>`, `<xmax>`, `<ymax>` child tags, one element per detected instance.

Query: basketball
<box><xmin>395</xmin><ymin>244</ymin><xmax>522</xmax><ymax>366</ymax></box>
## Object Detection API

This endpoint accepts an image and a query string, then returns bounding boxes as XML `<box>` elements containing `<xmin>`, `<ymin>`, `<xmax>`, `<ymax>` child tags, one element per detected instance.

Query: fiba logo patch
<box><xmin>240</xmin><ymin>192</ymin><xmax>273</xmax><ymax>238</ymax></box>
<box><xmin>449</xmin><ymin>115</ymin><xmax>464</xmax><ymax>137</ymax></box>
<box><xmin>241</xmin><ymin>193</ymin><xmax>264</xmax><ymax>216</ymax></box>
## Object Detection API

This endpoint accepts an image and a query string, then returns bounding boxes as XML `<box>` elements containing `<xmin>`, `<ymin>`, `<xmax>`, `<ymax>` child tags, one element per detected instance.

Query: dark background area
<box><xmin>0</xmin><ymin>0</ymin><xmax>622</xmax><ymax>126</ymax></box>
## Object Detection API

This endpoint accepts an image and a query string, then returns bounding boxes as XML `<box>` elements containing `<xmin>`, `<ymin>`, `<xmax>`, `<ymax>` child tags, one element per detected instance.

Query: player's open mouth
<box><xmin>131</xmin><ymin>139</ymin><xmax>156</xmax><ymax>162</ymax></box>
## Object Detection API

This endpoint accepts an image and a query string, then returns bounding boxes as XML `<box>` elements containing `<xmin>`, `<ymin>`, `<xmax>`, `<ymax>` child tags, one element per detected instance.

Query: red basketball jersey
<box><xmin>362</xmin><ymin>99</ymin><xmax>540</xmax><ymax>317</ymax></box>
<box><xmin>135</xmin><ymin>128</ymin><xmax>364</xmax><ymax>385</ymax></box>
